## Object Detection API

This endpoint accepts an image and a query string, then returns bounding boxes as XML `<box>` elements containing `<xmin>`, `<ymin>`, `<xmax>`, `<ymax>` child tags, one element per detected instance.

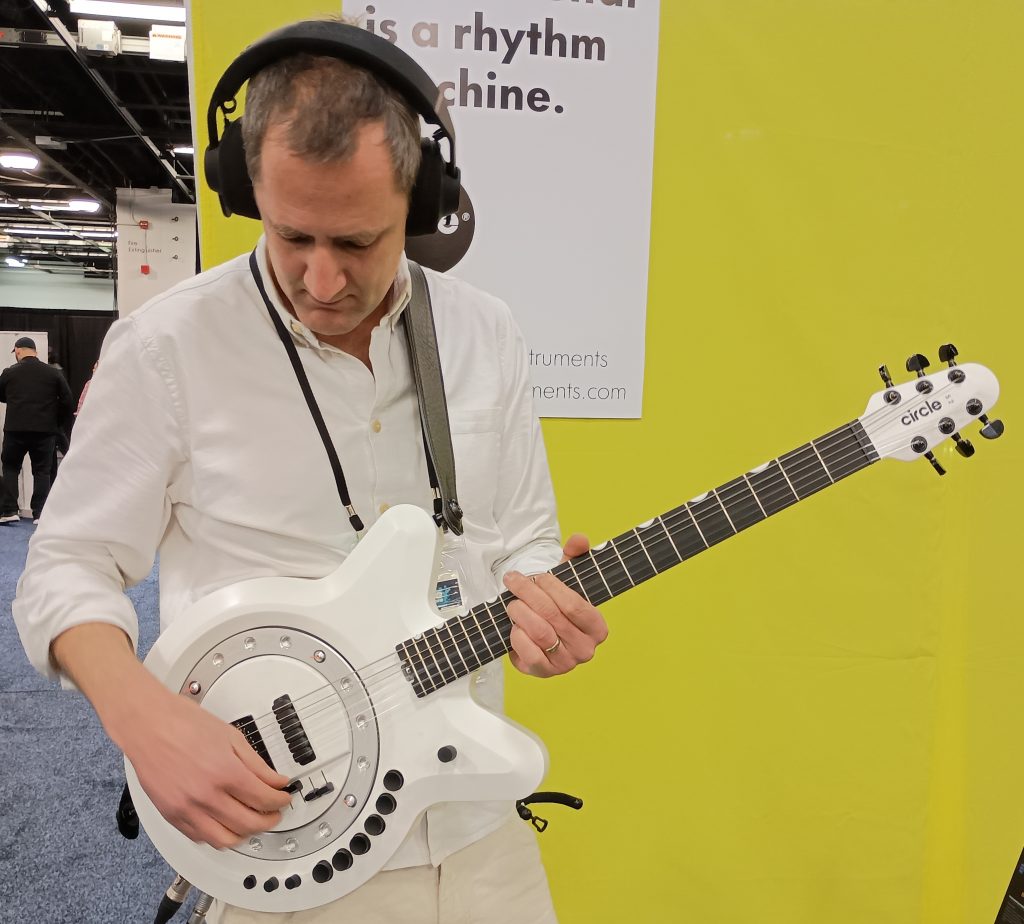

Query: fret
<box><xmin>807</xmin><ymin>439</ymin><xmax>835</xmax><ymax>484</ymax></box>
<box><xmin>398</xmin><ymin>418</ymin><xmax>883</xmax><ymax>700</ymax></box>
<box><xmin>710</xmin><ymin>488</ymin><xmax>738</xmax><ymax>534</ymax></box>
<box><xmin>817</xmin><ymin>421</ymin><xmax>878</xmax><ymax>479</ymax></box>
<box><xmin>656</xmin><ymin>515</ymin><xmax>683</xmax><ymax>563</ymax></box>
<box><xmin>444</xmin><ymin>615</ymin><xmax>482</xmax><ymax>673</ymax></box>
<box><xmin>466</xmin><ymin>606</ymin><xmax>497</xmax><ymax>663</ymax></box>
<box><xmin>478</xmin><ymin>600</ymin><xmax>508</xmax><ymax>656</ymax></box>
<box><xmin>636</xmin><ymin>520</ymin><xmax>680</xmax><ymax>572</ymax></box>
<box><xmin>617</xmin><ymin>533</ymin><xmax>658</xmax><ymax>584</ymax></box>
<box><xmin>426</xmin><ymin>626</ymin><xmax>459</xmax><ymax>685</ymax></box>
<box><xmin>687</xmin><ymin>494</ymin><xmax>735</xmax><ymax>547</ymax></box>
<box><xmin>589</xmin><ymin>545</ymin><xmax>629</xmax><ymax>601</ymax></box>
<box><xmin>741</xmin><ymin>473</ymin><xmax>768</xmax><ymax>519</ymax></box>
<box><xmin>779</xmin><ymin>444</ymin><xmax>832</xmax><ymax>500</ymax></box>
<box><xmin>573</xmin><ymin>553</ymin><xmax>610</xmax><ymax>610</ymax></box>
<box><xmin>747</xmin><ymin>461</ymin><xmax>799</xmax><ymax>516</ymax></box>
<box><xmin>720</xmin><ymin>476</ymin><xmax>766</xmax><ymax>532</ymax></box>
<box><xmin>409</xmin><ymin>635</ymin><xmax>441</xmax><ymax>693</ymax></box>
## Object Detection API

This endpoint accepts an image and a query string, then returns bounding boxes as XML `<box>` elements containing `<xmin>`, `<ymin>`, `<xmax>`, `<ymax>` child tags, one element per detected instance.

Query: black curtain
<box><xmin>0</xmin><ymin>306</ymin><xmax>116</xmax><ymax>413</ymax></box>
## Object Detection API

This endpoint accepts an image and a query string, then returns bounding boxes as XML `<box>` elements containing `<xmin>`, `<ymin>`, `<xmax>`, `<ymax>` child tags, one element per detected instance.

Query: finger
<box><xmin>508</xmin><ymin>625</ymin><xmax>559</xmax><ymax>678</ymax></box>
<box><xmin>560</xmin><ymin>532</ymin><xmax>591</xmax><ymax>562</ymax></box>
<box><xmin>208</xmin><ymin>791</ymin><xmax>284</xmax><ymax>841</ymax></box>
<box><xmin>230</xmin><ymin>731</ymin><xmax>294</xmax><ymax>811</ymax></box>
<box><xmin>181</xmin><ymin>810</ymin><xmax>258</xmax><ymax>850</ymax></box>
<box><xmin>506</xmin><ymin>597</ymin><xmax>587</xmax><ymax>657</ymax></box>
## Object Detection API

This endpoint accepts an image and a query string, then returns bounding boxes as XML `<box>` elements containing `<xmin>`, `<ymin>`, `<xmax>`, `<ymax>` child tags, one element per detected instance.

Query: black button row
<box><xmin>242</xmin><ymin>770</ymin><xmax>405</xmax><ymax>893</ymax></box>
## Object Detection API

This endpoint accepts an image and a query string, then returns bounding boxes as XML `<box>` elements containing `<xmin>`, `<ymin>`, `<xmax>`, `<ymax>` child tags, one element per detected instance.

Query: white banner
<box><xmin>115</xmin><ymin>188</ymin><xmax>198</xmax><ymax>316</ymax></box>
<box><xmin>359</xmin><ymin>0</ymin><xmax>660</xmax><ymax>417</ymax></box>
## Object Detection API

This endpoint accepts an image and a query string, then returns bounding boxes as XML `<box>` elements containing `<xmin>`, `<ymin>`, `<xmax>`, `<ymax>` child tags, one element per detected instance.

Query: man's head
<box><xmin>239</xmin><ymin>41</ymin><xmax>422</xmax><ymax>352</ymax></box>
<box><xmin>12</xmin><ymin>336</ymin><xmax>36</xmax><ymax>361</ymax></box>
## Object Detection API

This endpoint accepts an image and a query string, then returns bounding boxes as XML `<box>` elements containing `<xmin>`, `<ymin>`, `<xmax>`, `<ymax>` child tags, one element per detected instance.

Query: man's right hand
<box><xmin>52</xmin><ymin>622</ymin><xmax>293</xmax><ymax>848</ymax></box>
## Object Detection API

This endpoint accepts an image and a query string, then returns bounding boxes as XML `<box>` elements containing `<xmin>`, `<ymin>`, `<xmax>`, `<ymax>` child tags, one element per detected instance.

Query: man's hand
<box><xmin>503</xmin><ymin>533</ymin><xmax>609</xmax><ymax>678</ymax></box>
<box><xmin>120</xmin><ymin>687</ymin><xmax>294</xmax><ymax>848</ymax></box>
<box><xmin>52</xmin><ymin>623</ymin><xmax>293</xmax><ymax>849</ymax></box>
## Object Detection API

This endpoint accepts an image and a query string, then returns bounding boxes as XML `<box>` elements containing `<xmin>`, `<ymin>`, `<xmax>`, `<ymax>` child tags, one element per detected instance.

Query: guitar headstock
<box><xmin>860</xmin><ymin>344</ymin><xmax>1003</xmax><ymax>475</ymax></box>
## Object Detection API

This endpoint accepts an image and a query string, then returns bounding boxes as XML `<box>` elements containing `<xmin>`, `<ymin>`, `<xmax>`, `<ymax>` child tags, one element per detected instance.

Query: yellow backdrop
<box><xmin>189</xmin><ymin>2</ymin><xmax>1023</xmax><ymax>921</ymax></box>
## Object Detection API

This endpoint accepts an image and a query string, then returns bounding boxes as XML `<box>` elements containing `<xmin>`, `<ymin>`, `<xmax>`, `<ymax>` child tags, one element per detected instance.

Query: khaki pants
<box><xmin>209</xmin><ymin>816</ymin><xmax>557</xmax><ymax>924</ymax></box>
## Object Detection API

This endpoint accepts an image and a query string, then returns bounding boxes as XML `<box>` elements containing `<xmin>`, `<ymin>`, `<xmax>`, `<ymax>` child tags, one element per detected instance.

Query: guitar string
<box><xmin>231</xmin><ymin>380</ymin><xmax>975</xmax><ymax>753</ymax></box>
<box><xmin>247</xmin><ymin>414</ymin><xmax>945</xmax><ymax>762</ymax></box>
<box><xmin>238</xmin><ymin>382</ymin><xmax>975</xmax><ymax>756</ymax></box>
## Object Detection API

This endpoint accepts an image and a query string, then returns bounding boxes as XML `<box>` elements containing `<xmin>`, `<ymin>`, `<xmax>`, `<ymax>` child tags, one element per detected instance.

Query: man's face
<box><xmin>254</xmin><ymin>120</ymin><xmax>409</xmax><ymax>353</ymax></box>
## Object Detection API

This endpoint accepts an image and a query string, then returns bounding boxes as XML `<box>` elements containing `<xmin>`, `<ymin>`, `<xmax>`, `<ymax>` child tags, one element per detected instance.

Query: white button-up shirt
<box><xmin>13</xmin><ymin>238</ymin><xmax>563</xmax><ymax>868</ymax></box>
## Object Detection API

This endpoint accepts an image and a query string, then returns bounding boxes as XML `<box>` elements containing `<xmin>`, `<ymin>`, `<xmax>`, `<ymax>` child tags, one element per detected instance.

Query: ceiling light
<box><xmin>69</xmin><ymin>199</ymin><xmax>102</xmax><ymax>212</ymax></box>
<box><xmin>82</xmin><ymin>230</ymin><xmax>117</xmax><ymax>238</ymax></box>
<box><xmin>5</xmin><ymin>257</ymin><xmax>27</xmax><ymax>268</ymax></box>
<box><xmin>0</xmin><ymin>201</ymin><xmax>20</xmax><ymax>209</ymax></box>
<box><xmin>0</xmin><ymin>154</ymin><xmax>40</xmax><ymax>170</ymax></box>
<box><xmin>69</xmin><ymin>1</ymin><xmax>186</xmax><ymax>23</ymax></box>
<box><xmin>171</xmin><ymin>145</ymin><xmax>194</xmax><ymax>156</ymax></box>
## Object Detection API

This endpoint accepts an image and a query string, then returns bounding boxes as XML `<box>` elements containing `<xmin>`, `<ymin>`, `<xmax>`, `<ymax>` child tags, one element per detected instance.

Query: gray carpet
<box><xmin>0</xmin><ymin>517</ymin><xmax>196</xmax><ymax>923</ymax></box>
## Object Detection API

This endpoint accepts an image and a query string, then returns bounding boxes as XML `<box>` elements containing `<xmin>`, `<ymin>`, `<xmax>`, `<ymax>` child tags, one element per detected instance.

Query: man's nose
<box><xmin>305</xmin><ymin>246</ymin><xmax>347</xmax><ymax>302</ymax></box>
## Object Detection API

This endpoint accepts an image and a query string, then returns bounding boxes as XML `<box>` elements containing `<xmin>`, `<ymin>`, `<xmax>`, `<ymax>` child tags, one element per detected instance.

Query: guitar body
<box><xmin>125</xmin><ymin>504</ymin><xmax>548</xmax><ymax>912</ymax></box>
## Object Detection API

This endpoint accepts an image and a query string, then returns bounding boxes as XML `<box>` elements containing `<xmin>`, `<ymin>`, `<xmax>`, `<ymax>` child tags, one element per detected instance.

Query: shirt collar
<box><xmin>253</xmin><ymin>236</ymin><xmax>412</xmax><ymax>351</ymax></box>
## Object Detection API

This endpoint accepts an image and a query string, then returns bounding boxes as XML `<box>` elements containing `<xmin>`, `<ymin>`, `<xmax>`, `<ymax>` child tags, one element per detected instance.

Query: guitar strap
<box><xmin>402</xmin><ymin>261</ymin><xmax>464</xmax><ymax>536</ymax></box>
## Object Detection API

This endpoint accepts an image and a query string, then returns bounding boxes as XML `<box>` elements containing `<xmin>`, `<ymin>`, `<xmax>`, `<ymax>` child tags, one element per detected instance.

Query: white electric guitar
<box><xmin>126</xmin><ymin>348</ymin><xmax>1003</xmax><ymax>912</ymax></box>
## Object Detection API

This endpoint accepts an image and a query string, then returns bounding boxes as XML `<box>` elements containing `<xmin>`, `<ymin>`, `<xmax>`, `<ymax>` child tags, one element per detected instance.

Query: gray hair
<box><xmin>241</xmin><ymin>51</ymin><xmax>422</xmax><ymax>194</ymax></box>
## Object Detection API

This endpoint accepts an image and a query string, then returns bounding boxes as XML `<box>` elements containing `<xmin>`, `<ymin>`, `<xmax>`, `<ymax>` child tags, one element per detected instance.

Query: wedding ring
<box><xmin>543</xmin><ymin>637</ymin><xmax>562</xmax><ymax>655</ymax></box>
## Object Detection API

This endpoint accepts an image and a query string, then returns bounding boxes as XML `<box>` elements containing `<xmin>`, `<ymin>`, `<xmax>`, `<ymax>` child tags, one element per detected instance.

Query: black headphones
<box><xmin>204</xmin><ymin>20</ymin><xmax>462</xmax><ymax>237</ymax></box>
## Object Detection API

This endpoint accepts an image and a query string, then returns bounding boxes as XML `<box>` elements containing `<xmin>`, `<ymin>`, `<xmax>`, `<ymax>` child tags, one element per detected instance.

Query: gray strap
<box><xmin>402</xmin><ymin>261</ymin><xmax>463</xmax><ymax>535</ymax></box>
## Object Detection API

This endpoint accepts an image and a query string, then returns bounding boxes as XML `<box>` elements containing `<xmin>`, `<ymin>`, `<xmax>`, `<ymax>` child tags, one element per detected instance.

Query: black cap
<box><xmin>12</xmin><ymin>336</ymin><xmax>36</xmax><ymax>352</ymax></box>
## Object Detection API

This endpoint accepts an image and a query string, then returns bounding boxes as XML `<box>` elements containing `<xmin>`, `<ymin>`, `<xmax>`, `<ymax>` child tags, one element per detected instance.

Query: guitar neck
<box><xmin>398</xmin><ymin>419</ymin><xmax>879</xmax><ymax>697</ymax></box>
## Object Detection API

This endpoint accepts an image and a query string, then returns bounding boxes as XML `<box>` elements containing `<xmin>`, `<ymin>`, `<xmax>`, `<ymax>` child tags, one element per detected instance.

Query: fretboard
<box><xmin>397</xmin><ymin>419</ymin><xmax>878</xmax><ymax>697</ymax></box>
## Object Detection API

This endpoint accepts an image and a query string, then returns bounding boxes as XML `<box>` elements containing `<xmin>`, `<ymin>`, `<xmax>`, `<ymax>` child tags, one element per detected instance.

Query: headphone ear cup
<box><xmin>406</xmin><ymin>138</ymin><xmax>444</xmax><ymax>237</ymax></box>
<box><xmin>209</xmin><ymin>119</ymin><xmax>260</xmax><ymax>220</ymax></box>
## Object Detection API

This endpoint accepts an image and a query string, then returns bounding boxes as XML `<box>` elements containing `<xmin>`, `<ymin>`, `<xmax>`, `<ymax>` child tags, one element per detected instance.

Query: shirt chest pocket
<box><xmin>449</xmin><ymin>407</ymin><xmax>502</xmax><ymax>523</ymax></box>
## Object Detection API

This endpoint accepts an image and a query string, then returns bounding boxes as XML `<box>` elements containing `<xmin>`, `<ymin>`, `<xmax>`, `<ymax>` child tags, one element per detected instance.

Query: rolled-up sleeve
<box><xmin>13</xmin><ymin>316</ymin><xmax>188</xmax><ymax>681</ymax></box>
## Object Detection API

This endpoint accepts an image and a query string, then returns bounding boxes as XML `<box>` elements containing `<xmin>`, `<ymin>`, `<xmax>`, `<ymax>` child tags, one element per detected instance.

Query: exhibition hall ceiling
<box><xmin>0</xmin><ymin>0</ymin><xmax>192</xmax><ymax>277</ymax></box>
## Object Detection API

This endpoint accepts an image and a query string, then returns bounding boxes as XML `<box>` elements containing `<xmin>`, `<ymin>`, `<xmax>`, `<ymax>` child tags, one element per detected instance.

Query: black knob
<box><xmin>285</xmin><ymin>875</ymin><xmax>301</xmax><ymax>890</ymax></box>
<box><xmin>953</xmin><ymin>434</ymin><xmax>975</xmax><ymax>457</ymax></box>
<box><xmin>312</xmin><ymin>861</ymin><xmax>334</xmax><ymax>883</ymax></box>
<box><xmin>924</xmin><ymin>451</ymin><xmax>947</xmax><ymax>476</ymax></box>
<box><xmin>263</xmin><ymin>878</ymin><xmax>279</xmax><ymax>892</ymax></box>
<box><xmin>938</xmin><ymin>343</ymin><xmax>959</xmax><ymax>366</ymax></box>
<box><xmin>979</xmin><ymin>414</ymin><xmax>1005</xmax><ymax>439</ymax></box>
<box><xmin>906</xmin><ymin>354</ymin><xmax>930</xmax><ymax>377</ymax></box>
<box><xmin>243</xmin><ymin>876</ymin><xmax>257</xmax><ymax>890</ymax></box>
<box><xmin>437</xmin><ymin>745</ymin><xmax>458</xmax><ymax>763</ymax></box>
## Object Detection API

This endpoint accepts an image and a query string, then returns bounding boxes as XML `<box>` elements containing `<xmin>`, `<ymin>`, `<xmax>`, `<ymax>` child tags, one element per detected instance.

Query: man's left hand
<box><xmin>504</xmin><ymin>534</ymin><xmax>609</xmax><ymax>678</ymax></box>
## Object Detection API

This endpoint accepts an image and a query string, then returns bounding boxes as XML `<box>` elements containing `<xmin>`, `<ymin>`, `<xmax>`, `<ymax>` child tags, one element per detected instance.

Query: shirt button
<box><xmin>290</xmin><ymin>321</ymin><xmax>303</xmax><ymax>335</ymax></box>
<box><xmin>371</xmin><ymin>419</ymin><xmax>382</xmax><ymax>433</ymax></box>
<box><xmin>379</xmin><ymin>503</ymin><xmax>390</xmax><ymax>514</ymax></box>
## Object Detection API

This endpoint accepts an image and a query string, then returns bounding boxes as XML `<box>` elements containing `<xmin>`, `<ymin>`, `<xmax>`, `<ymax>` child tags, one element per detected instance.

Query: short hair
<box><xmin>241</xmin><ymin>50</ymin><xmax>422</xmax><ymax>195</ymax></box>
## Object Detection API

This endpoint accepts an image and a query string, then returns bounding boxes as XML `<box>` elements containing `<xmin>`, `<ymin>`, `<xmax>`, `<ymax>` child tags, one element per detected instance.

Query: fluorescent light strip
<box><xmin>69</xmin><ymin>1</ymin><xmax>186</xmax><ymax>23</ymax></box>
<box><xmin>0</xmin><ymin>154</ymin><xmax>40</xmax><ymax>170</ymax></box>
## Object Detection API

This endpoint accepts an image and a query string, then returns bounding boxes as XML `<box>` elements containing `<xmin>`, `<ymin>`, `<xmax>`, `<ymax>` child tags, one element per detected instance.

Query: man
<box><xmin>13</xmin><ymin>18</ymin><xmax>607</xmax><ymax>924</ymax></box>
<box><xmin>0</xmin><ymin>336</ymin><xmax>73</xmax><ymax>524</ymax></box>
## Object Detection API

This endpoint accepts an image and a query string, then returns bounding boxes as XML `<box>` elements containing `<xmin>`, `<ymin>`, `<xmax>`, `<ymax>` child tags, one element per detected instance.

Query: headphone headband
<box><xmin>206</xmin><ymin>21</ymin><xmax>456</xmax><ymax>159</ymax></box>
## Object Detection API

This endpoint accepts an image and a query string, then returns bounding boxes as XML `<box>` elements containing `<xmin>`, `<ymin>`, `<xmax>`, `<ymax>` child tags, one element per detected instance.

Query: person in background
<box><xmin>0</xmin><ymin>336</ymin><xmax>74</xmax><ymax>524</ymax></box>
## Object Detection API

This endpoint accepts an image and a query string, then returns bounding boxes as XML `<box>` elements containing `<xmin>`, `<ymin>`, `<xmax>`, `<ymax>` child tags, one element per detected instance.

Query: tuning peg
<box><xmin>979</xmin><ymin>414</ymin><xmax>1005</xmax><ymax>439</ymax></box>
<box><xmin>924</xmin><ymin>451</ymin><xmax>947</xmax><ymax>475</ymax></box>
<box><xmin>906</xmin><ymin>354</ymin><xmax>930</xmax><ymax>377</ymax></box>
<box><xmin>878</xmin><ymin>364</ymin><xmax>894</xmax><ymax>388</ymax></box>
<box><xmin>938</xmin><ymin>343</ymin><xmax>959</xmax><ymax>366</ymax></box>
<box><xmin>952</xmin><ymin>433</ymin><xmax>975</xmax><ymax>457</ymax></box>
